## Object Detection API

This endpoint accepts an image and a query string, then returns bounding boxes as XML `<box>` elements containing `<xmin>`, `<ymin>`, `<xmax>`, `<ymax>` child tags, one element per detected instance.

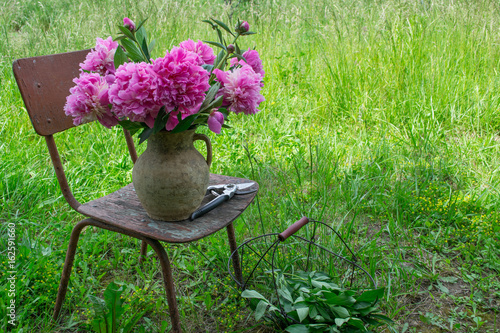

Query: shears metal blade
<box><xmin>189</xmin><ymin>182</ymin><xmax>257</xmax><ymax>220</ymax></box>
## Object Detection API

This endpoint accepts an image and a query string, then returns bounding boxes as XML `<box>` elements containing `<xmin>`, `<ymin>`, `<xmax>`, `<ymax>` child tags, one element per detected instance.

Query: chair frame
<box><xmin>13</xmin><ymin>50</ymin><xmax>254</xmax><ymax>332</ymax></box>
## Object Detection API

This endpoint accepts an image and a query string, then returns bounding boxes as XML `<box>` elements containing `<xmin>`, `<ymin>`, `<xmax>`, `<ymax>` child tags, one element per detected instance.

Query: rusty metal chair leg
<box><xmin>143</xmin><ymin>238</ymin><xmax>182</xmax><ymax>333</ymax></box>
<box><xmin>139</xmin><ymin>240</ymin><xmax>148</xmax><ymax>264</ymax></box>
<box><xmin>226</xmin><ymin>222</ymin><xmax>243</xmax><ymax>285</ymax></box>
<box><xmin>53</xmin><ymin>219</ymin><xmax>94</xmax><ymax>320</ymax></box>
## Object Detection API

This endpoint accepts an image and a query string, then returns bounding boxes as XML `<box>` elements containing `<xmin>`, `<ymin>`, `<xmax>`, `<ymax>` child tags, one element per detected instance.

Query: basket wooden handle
<box><xmin>278</xmin><ymin>217</ymin><xmax>309</xmax><ymax>241</ymax></box>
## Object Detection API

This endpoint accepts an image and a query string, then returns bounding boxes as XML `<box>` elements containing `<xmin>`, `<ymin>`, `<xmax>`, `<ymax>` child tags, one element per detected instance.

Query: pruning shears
<box><xmin>189</xmin><ymin>182</ymin><xmax>257</xmax><ymax>220</ymax></box>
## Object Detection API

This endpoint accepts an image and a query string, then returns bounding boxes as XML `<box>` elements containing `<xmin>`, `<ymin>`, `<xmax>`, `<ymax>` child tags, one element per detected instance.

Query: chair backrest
<box><xmin>12</xmin><ymin>49</ymin><xmax>91</xmax><ymax>136</ymax></box>
<box><xmin>13</xmin><ymin>50</ymin><xmax>138</xmax><ymax>211</ymax></box>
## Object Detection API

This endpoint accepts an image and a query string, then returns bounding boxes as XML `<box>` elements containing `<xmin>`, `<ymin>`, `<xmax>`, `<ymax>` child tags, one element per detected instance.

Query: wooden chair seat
<box><xmin>78</xmin><ymin>174</ymin><xmax>257</xmax><ymax>243</ymax></box>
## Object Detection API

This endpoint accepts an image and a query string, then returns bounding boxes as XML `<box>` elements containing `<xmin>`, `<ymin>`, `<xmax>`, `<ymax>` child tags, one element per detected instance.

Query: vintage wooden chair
<box><xmin>13</xmin><ymin>50</ymin><xmax>257</xmax><ymax>332</ymax></box>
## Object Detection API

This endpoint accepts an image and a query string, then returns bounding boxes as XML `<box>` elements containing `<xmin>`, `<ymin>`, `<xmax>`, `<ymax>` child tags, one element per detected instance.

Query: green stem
<box><xmin>136</xmin><ymin>39</ymin><xmax>151</xmax><ymax>64</ymax></box>
<box><xmin>209</xmin><ymin>33</ymin><xmax>240</xmax><ymax>84</ymax></box>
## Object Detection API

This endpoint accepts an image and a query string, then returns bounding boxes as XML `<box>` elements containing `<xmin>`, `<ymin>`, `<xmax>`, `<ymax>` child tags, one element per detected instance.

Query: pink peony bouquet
<box><xmin>64</xmin><ymin>18</ymin><xmax>265</xmax><ymax>143</ymax></box>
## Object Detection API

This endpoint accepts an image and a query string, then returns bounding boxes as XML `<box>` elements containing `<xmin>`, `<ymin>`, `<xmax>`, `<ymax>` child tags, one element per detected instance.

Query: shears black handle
<box><xmin>189</xmin><ymin>194</ymin><xmax>230</xmax><ymax>220</ymax></box>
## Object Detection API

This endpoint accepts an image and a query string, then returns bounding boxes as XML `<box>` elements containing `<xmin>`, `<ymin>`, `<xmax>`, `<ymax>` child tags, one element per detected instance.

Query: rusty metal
<box><xmin>53</xmin><ymin>219</ymin><xmax>182</xmax><ymax>333</ymax></box>
<box><xmin>123</xmin><ymin>128</ymin><xmax>138</xmax><ymax>164</ymax></box>
<box><xmin>139</xmin><ymin>240</ymin><xmax>148</xmax><ymax>264</ymax></box>
<box><xmin>228</xmin><ymin>218</ymin><xmax>376</xmax><ymax>327</ymax></box>
<box><xmin>143</xmin><ymin>238</ymin><xmax>181</xmax><ymax>332</ymax></box>
<box><xmin>45</xmin><ymin>134</ymin><xmax>82</xmax><ymax>211</ymax></box>
<box><xmin>53</xmin><ymin>219</ymin><xmax>92</xmax><ymax>320</ymax></box>
<box><xmin>12</xmin><ymin>50</ymin><xmax>90</xmax><ymax>136</ymax></box>
<box><xmin>14</xmin><ymin>49</ymin><xmax>258</xmax><ymax>332</ymax></box>
<box><xmin>226</xmin><ymin>222</ymin><xmax>243</xmax><ymax>284</ymax></box>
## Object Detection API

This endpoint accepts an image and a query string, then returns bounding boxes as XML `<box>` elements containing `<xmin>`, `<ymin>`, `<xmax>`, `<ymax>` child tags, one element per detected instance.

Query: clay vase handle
<box><xmin>193</xmin><ymin>133</ymin><xmax>212</xmax><ymax>168</ymax></box>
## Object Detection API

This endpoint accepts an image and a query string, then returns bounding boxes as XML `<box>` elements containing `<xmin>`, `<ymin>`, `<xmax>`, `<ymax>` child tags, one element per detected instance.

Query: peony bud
<box><xmin>123</xmin><ymin>17</ymin><xmax>136</xmax><ymax>31</ymax></box>
<box><xmin>235</xmin><ymin>21</ymin><xmax>250</xmax><ymax>33</ymax></box>
<box><xmin>208</xmin><ymin>111</ymin><xmax>224</xmax><ymax>134</ymax></box>
<box><xmin>227</xmin><ymin>44</ymin><xmax>235</xmax><ymax>53</ymax></box>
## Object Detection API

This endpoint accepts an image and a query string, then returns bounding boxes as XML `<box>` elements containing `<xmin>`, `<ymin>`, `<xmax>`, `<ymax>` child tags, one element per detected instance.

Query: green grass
<box><xmin>1</xmin><ymin>0</ymin><xmax>500</xmax><ymax>331</ymax></box>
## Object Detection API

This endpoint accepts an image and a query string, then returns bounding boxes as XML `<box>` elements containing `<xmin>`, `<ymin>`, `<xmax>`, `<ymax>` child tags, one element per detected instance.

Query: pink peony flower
<box><xmin>108</xmin><ymin>62</ymin><xmax>161</xmax><ymax>126</ymax></box>
<box><xmin>64</xmin><ymin>72</ymin><xmax>118</xmax><ymax>128</ymax></box>
<box><xmin>80</xmin><ymin>37</ymin><xmax>119</xmax><ymax>76</ymax></box>
<box><xmin>152</xmin><ymin>47</ymin><xmax>210</xmax><ymax>118</ymax></box>
<box><xmin>207</xmin><ymin>111</ymin><xmax>224</xmax><ymax>134</ymax></box>
<box><xmin>230</xmin><ymin>49</ymin><xmax>265</xmax><ymax>78</ymax></box>
<box><xmin>123</xmin><ymin>17</ymin><xmax>136</xmax><ymax>31</ymax></box>
<box><xmin>213</xmin><ymin>64</ymin><xmax>265</xmax><ymax>115</ymax></box>
<box><xmin>179</xmin><ymin>39</ymin><xmax>216</xmax><ymax>65</ymax></box>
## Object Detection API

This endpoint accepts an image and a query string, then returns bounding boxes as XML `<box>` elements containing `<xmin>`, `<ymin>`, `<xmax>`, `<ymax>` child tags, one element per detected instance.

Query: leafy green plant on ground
<box><xmin>87</xmin><ymin>281</ymin><xmax>152</xmax><ymax>333</ymax></box>
<box><xmin>242</xmin><ymin>271</ymin><xmax>393</xmax><ymax>332</ymax></box>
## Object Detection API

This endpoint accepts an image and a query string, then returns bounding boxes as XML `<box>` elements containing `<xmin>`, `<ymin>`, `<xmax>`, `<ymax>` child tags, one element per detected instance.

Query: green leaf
<box><xmin>193</xmin><ymin>115</ymin><xmax>209</xmax><ymax>124</ymax></box>
<box><xmin>355</xmin><ymin>288</ymin><xmax>385</xmax><ymax>304</ymax></box>
<box><xmin>334</xmin><ymin>317</ymin><xmax>349</xmax><ymax>327</ymax></box>
<box><xmin>357</xmin><ymin>306</ymin><xmax>378</xmax><ymax>317</ymax></box>
<box><xmin>103</xmin><ymin>282</ymin><xmax>125</xmax><ymax>332</ymax></box>
<box><xmin>369</xmin><ymin>313</ymin><xmax>394</xmax><ymax>324</ymax></box>
<box><xmin>440</xmin><ymin>276</ymin><xmax>458</xmax><ymax>283</ymax></box>
<box><xmin>118</xmin><ymin>25</ymin><xmax>136</xmax><ymax>41</ymax></box>
<box><xmin>149</xmin><ymin>39</ymin><xmax>156</xmax><ymax>54</ymax></box>
<box><xmin>121</xmin><ymin>38</ymin><xmax>144</xmax><ymax>62</ymax></box>
<box><xmin>278</xmin><ymin>288</ymin><xmax>293</xmax><ymax>303</ymax></box>
<box><xmin>352</xmin><ymin>301</ymin><xmax>373</xmax><ymax>310</ymax></box>
<box><xmin>331</xmin><ymin>306</ymin><xmax>350</xmax><ymax>318</ymax></box>
<box><xmin>211</xmin><ymin>18</ymin><xmax>235</xmax><ymax>36</ymax></box>
<box><xmin>309</xmin><ymin>305</ymin><xmax>318</xmax><ymax>319</ymax></box>
<box><xmin>242</xmin><ymin>289</ymin><xmax>268</xmax><ymax>301</ymax></box>
<box><xmin>346</xmin><ymin>318</ymin><xmax>366</xmax><ymax>330</ymax></box>
<box><xmin>328</xmin><ymin>325</ymin><xmax>340</xmax><ymax>333</ymax></box>
<box><xmin>296</xmin><ymin>306</ymin><xmax>309</xmax><ymax>322</ymax></box>
<box><xmin>89</xmin><ymin>295</ymin><xmax>107</xmax><ymax>317</ymax></box>
<box><xmin>137</xmin><ymin>28</ymin><xmax>150</xmax><ymax>60</ymax></box>
<box><xmin>324</xmin><ymin>292</ymin><xmax>356</xmax><ymax>306</ymax></box>
<box><xmin>317</xmin><ymin>306</ymin><xmax>332</xmax><ymax>321</ymax></box>
<box><xmin>152</xmin><ymin>106</ymin><xmax>168</xmax><ymax>134</ymax></box>
<box><xmin>91</xmin><ymin>317</ymin><xmax>108</xmax><ymax>333</ymax></box>
<box><xmin>202</xmin><ymin>64</ymin><xmax>214</xmax><ymax>72</ymax></box>
<box><xmin>213</xmin><ymin>50</ymin><xmax>225</xmax><ymax>69</ymax></box>
<box><xmin>254</xmin><ymin>300</ymin><xmax>268</xmax><ymax>321</ymax></box>
<box><xmin>199</xmin><ymin>82</ymin><xmax>220</xmax><ymax>112</ymax></box>
<box><xmin>114</xmin><ymin>47</ymin><xmax>128</xmax><ymax>69</ymax></box>
<box><xmin>285</xmin><ymin>324</ymin><xmax>310</xmax><ymax>333</ymax></box>
<box><xmin>241</xmin><ymin>31</ymin><xmax>257</xmax><ymax>36</ymax></box>
<box><xmin>200</xmin><ymin>95</ymin><xmax>223</xmax><ymax>113</ymax></box>
<box><xmin>203</xmin><ymin>40</ymin><xmax>226</xmax><ymax>50</ymax></box>
<box><xmin>135</xmin><ymin>18</ymin><xmax>148</xmax><ymax>32</ymax></box>
<box><xmin>138</xmin><ymin>127</ymin><xmax>154</xmax><ymax>145</ymax></box>
<box><xmin>202</xmin><ymin>19</ymin><xmax>216</xmax><ymax>29</ymax></box>
<box><xmin>122</xmin><ymin>308</ymin><xmax>150</xmax><ymax>333</ymax></box>
<box><xmin>231</xmin><ymin>52</ymin><xmax>247</xmax><ymax>63</ymax></box>
<box><xmin>311</xmin><ymin>280</ymin><xmax>337</xmax><ymax>290</ymax></box>
<box><xmin>217</xmin><ymin>28</ymin><xmax>224</xmax><ymax>46</ymax></box>
<box><xmin>436</xmin><ymin>282</ymin><xmax>450</xmax><ymax>294</ymax></box>
<box><xmin>235</xmin><ymin>42</ymin><xmax>241</xmax><ymax>55</ymax></box>
<box><xmin>171</xmin><ymin>114</ymin><xmax>198</xmax><ymax>133</ymax></box>
<box><xmin>118</xmin><ymin>120</ymin><xmax>144</xmax><ymax>136</ymax></box>
<box><xmin>135</xmin><ymin>26</ymin><xmax>147</xmax><ymax>45</ymax></box>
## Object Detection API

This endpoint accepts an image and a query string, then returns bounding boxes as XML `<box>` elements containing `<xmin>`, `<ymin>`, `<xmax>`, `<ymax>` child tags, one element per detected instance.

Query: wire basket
<box><xmin>228</xmin><ymin>217</ymin><xmax>376</xmax><ymax>327</ymax></box>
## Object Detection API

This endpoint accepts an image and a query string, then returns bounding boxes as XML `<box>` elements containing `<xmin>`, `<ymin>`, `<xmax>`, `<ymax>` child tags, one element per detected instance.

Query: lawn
<box><xmin>0</xmin><ymin>0</ymin><xmax>499</xmax><ymax>332</ymax></box>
